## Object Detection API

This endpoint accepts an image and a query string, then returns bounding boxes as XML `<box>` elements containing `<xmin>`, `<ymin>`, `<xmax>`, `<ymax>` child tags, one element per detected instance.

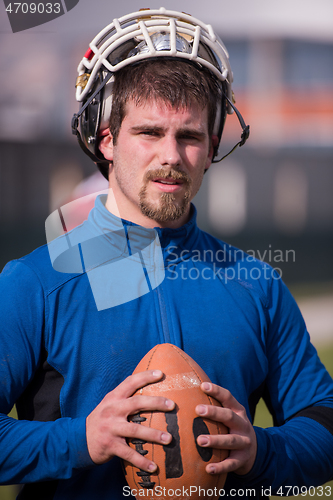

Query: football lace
<box><xmin>131</xmin><ymin>414</ymin><xmax>156</xmax><ymax>489</ymax></box>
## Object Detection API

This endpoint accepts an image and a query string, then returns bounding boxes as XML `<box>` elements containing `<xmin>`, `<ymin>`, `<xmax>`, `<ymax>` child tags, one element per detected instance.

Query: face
<box><xmin>100</xmin><ymin>99</ymin><xmax>214</xmax><ymax>228</ymax></box>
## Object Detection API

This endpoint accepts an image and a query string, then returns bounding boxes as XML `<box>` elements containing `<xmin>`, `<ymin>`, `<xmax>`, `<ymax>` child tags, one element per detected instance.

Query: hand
<box><xmin>195</xmin><ymin>382</ymin><xmax>257</xmax><ymax>476</ymax></box>
<box><xmin>86</xmin><ymin>370</ymin><xmax>175</xmax><ymax>472</ymax></box>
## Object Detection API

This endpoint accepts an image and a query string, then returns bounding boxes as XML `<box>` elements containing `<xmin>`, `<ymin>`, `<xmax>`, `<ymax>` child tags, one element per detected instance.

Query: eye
<box><xmin>178</xmin><ymin>133</ymin><xmax>202</xmax><ymax>143</ymax></box>
<box><xmin>140</xmin><ymin>130</ymin><xmax>160</xmax><ymax>137</ymax></box>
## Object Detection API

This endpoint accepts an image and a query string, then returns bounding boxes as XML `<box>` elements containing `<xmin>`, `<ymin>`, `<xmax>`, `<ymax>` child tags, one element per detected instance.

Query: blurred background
<box><xmin>0</xmin><ymin>0</ymin><xmax>332</xmax><ymax>498</ymax></box>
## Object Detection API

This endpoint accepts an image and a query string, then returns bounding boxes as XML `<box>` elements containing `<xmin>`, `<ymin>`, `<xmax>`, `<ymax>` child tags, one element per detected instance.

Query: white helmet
<box><xmin>72</xmin><ymin>7</ymin><xmax>249</xmax><ymax>178</ymax></box>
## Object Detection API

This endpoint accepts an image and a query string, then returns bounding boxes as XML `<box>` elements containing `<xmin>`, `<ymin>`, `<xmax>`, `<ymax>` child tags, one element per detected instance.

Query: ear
<box><xmin>205</xmin><ymin>135</ymin><xmax>219</xmax><ymax>172</ymax></box>
<box><xmin>98</xmin><ymin>131</ymin><xmax>114</xmax><ymax>162</ymax></box>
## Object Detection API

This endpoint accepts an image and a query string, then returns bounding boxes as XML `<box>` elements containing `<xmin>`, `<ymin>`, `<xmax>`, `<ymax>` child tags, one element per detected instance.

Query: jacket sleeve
<box><xmin>0</xmin><ymin>260</ymin><xmax>93</xmax><ymax>484</ymax></box>
<box><xmin>239</xmin><ymin>272</ymin><xmax>333</xmax><ymax>493</ymax></box>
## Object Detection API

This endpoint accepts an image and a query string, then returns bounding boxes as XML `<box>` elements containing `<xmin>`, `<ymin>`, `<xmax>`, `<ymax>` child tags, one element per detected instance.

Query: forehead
<box><xmin>123</xmin><ymin>98</ymin><xmax>209</xmax><ymax>132</ymax></box>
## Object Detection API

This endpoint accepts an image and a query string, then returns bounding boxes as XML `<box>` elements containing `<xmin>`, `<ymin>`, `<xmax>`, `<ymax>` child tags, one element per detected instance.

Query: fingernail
<box><xmin>208</xmin><ymin>465</ymin><xmax>216</xmax><ymax>474</ymax></box>
<box><xmin>165</xmin><ymin>399</ymin><xmax>174</xmax><ymax>408</ymax></box>
<box><xmin>197</xmin><ymin>404</ymin><xmax>207</xmax><ymax>415</ymax></box>
<box><xmin>198</xmin><ymin>436</ymin><xmax>209</xmax><ymax>446</ymax></box>
<box><xmin>148</xmin><ymin>463</ymin><xmax>157</xmax><ymax>472</ymax></box>
<box><xmin>202</xmin><ymin>382</ymin><xmax>211</xmax><ymax>391</ymax></box>
<box><xmin>161</xmin><ymin>432</ymin><xmax>171</xmax><ymax>443</ymax></box>
<box><xmin>153</xmin><ymin>370</ymin><xmax>162</xmax><ymax>377</ymax></box>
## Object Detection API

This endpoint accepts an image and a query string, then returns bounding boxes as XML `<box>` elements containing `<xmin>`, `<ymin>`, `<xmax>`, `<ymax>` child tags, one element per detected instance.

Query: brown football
<box><xmin>123</xmin><ymin>343</ymin><xmax>228</xmax><ymax>499</ymax></box>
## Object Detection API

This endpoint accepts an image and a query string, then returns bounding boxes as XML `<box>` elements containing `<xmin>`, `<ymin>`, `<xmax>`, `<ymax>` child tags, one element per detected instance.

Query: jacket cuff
<box><xmin>69</xmin><ymin>417</ymin><xmax>95</xmax><ymax>470</ymax></box>
<box><xmin>232</xmin><ymin>426</ymin><xmax>269</xmax><ymax>485</ymax></box>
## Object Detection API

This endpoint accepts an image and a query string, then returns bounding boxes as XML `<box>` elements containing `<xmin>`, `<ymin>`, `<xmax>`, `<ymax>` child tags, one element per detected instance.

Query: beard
<box><xmin>139</xmin><ymin>168</ymin><xmax>193</xmax><ymax>222</ymax></box>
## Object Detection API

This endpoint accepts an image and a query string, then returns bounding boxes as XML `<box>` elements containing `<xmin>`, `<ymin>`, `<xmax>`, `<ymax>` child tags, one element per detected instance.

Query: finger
<box><xmin>112</xmin><ymin>441</ymin><xmax>158</xmax><ymax>473</ymax></box>
<box><xmin>130</xmin><ymin>394</ymin><xmax>175</xmax><ymax>413</ymax></box>
<box><xmin>205</xmin><ymin>456</ymin><xmax>243</xmax><ymax>476</ymax></box>
<box><xmin>121</xmin><ymin>420</ymin><xmax>173</xmax><ymax>446</ymax></box>
<box><xmin>111</xmin><ymin>394</ymin><xmax>174</xmax><ymax>418</ymax></box>
<box><xmin>195</xmin><ymin>404</ymin><xmax>244</xmax><ymax>431</ymax></box>
<box><xmin>112</xmin><ymin>370</ymin><xmax>164</xmax><ymax>399</ymax></box>
<box><xmin>200</xmin><ymin>383</ymin><xmax>244</xmax><ymax>412</ymax></box>
<box><xmin>197</xmin><ymin>432</ymin><xmax>249</xmax><ymax>450</ymax></box>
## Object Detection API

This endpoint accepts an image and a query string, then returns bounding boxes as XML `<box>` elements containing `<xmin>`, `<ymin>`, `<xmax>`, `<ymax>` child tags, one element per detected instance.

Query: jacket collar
<box><xmin>91</xmin><ymin>195</ymin><xmax>200</xmax><ymax>255</ymax></box>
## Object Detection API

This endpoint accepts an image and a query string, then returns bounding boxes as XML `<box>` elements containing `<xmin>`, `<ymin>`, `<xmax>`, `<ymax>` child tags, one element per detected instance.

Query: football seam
<box><xmin>167</xmin><ymin>345</ymin><xmax>227</xmax><ymax>470</ymax></box>
<box><xmin>128</xmin><ymin>345</ymin><xmax>228</xmax><ymax>494</ymax></box>
<box><xmin>140</xmin><ymin>345</ymin><xmax>227</xmax><ymax>483</ymax></box>
<box><xmin>144</xmin><ymin>344</ymin><xmax>224</xmax><ymax>437</ymax></box>
<box><xmin>169</xmin><ymin>346</ymin><xmax>223</xmax><ymax>415</ymax></box>
<box><xmin>144</xmin><ymin>344</ymin><xmax>159</xmax><ymax>371</ymax></box>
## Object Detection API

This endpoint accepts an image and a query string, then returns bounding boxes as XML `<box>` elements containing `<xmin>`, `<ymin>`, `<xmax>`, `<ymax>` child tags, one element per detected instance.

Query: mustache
<box><xmin>144</xmin><ymin>168</ymin><xmax>192</xmax><ymax>185</ymax></box>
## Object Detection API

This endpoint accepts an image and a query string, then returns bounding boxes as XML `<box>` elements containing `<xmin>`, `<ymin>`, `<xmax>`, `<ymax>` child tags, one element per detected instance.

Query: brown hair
<box><xmin>108</xmin><ymin>59</ymin><xmax>221</xmax><ymax>145</ymax></box>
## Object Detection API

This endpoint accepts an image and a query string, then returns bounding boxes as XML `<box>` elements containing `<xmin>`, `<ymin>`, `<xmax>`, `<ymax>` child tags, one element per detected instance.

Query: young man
<box><xmin>1</xmin><ymin>8</ymin><xmax>333</xmax><ymax>500</ymax></box>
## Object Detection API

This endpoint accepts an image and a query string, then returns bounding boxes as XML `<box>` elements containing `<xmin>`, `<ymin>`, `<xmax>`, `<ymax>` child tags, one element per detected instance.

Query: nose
<box><xmin>158</xmin><ymin>135</ymin><xmax>182</xmax><ymax>168</ymax></box>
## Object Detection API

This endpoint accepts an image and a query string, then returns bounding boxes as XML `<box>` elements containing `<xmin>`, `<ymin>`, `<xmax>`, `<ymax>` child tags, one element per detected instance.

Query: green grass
<box><xmin>253</xmin><ymin>343</ymin><xmax>333</xmax><ymax>499</ymax></box>
<box><xmin>1</xmin><ymin>344</ymin><xmax>332</xmax><ymax>500</ymax></box>
<box><xmin>289</xmin><ymin>281</ymin><xmax>333</xmax><ymax>300</ymax></box>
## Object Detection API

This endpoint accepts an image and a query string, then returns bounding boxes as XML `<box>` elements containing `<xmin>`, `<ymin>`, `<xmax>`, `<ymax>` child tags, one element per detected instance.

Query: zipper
<box><xmin>154</xmin><ymin>283</ymin><xmax>171</xmax><ymax>343</ymax></box>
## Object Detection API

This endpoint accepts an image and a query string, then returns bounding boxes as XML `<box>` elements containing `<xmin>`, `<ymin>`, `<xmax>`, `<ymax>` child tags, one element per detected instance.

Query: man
<box><xmin>0</xmin><ymin>8</ymin><xmax>333</xmax><ymax>500</ymax></box>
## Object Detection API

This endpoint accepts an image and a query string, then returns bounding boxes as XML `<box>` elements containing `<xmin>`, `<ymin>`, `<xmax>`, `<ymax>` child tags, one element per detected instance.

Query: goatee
<box><xmin>139</xmin><ymin>168</ymin><xmax>192</xmax><ymax>222</ymax></box>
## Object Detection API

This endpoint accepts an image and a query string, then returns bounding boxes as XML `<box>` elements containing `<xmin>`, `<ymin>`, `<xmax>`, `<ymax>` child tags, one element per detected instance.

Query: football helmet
<box><xmin>72</xmin><ymin>7</ymin><xmax>249</xmax><ymax>178</ymax></box>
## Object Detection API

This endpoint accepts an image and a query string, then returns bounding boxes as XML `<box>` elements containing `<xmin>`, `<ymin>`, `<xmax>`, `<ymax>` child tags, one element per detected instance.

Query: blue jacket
<box><xmin>1</xmin><ymin>196</ymin><xmax>333</xmax><ymax>499</ymax></box>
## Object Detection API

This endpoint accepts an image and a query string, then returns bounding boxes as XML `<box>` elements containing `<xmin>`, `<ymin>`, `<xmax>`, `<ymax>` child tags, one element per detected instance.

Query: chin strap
<box><xmin>71</xmin><ymin>72</ymin><xmax>113</xmax><ymax>177</ymax></box>
<box><xmin>71</xmin><ymin>71</ymin><xmax>113</xmax><ymax>154</ymax></box>
<box><xmin>72</xmin><ymin>71</ymin><xmax>113</xmax><ymax>137</ymax></box>
<box><xmin>212</xmin><ymin>92</ymin><xmax>250</xmax><ymax>163</ymax></box>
